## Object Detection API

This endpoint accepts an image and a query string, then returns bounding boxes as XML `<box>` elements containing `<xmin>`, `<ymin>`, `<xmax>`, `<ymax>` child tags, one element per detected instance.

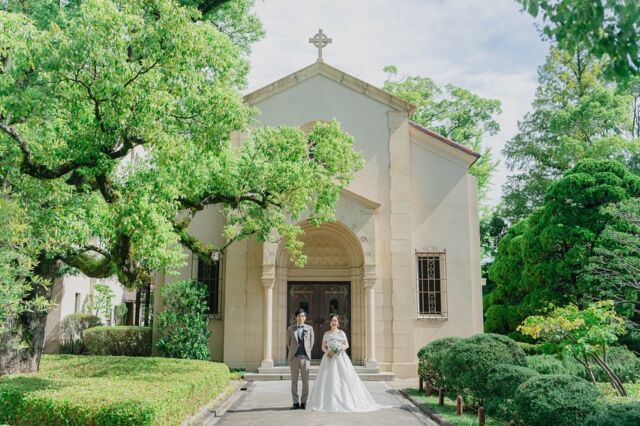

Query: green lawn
<box><xmin>405</xmin><ymin>389</ymin><xmax>504</xmax><ymax>426</ymax></box>
<box><xmin>0</xmin><ymin>355</ymin><xmax>233</xmax><ymax>425</ymax></box>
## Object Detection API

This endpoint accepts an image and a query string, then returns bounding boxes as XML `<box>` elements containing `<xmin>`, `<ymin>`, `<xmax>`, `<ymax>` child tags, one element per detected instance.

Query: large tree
<box><xmin>485</xmin><ymin>160</ymin><xmax>640</xmax><ymax>335</ymax></box>
<box><xmin>502</xmin><ymin>47</ymin><xmax>640</xmax><ymax>223</ymax></box>
<box><xmin>0</xmin><ymin>0</ymin><xmax>363</xmax><ymax>375</ymax></box>
<box><xmin>517</xmin><ymin>0</ymin><xmax>640</xmax><ymax>80</ymax></box>
<box><xmin>382</xmin><ymin>66</ymin><xmax>501</xmax><ymax>205</ymax></box>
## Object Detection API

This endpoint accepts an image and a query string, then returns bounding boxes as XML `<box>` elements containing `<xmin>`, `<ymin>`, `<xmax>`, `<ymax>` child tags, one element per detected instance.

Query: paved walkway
<box><xmin>214</xmin><ymin>379</ymin><xmax>434</xmax><ymax>425</ymax></box>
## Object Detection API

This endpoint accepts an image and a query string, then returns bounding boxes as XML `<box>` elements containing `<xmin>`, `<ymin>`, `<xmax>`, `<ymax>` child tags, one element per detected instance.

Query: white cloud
<box><xmin>247</xmin><ymin>0</ymin><xmax>549</xmax><ymax>206</ymax></box>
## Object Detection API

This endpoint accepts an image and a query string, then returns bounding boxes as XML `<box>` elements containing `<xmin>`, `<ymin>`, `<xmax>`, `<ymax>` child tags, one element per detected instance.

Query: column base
<box><xmin>260</xmin><ymin>359</ymin><xmax>274</xmax><ymax>369</ymax></box>
<box><xmin>365</xmin><ymin>359</ymin><xmax>379</xmax><ymax>369</ymax></box>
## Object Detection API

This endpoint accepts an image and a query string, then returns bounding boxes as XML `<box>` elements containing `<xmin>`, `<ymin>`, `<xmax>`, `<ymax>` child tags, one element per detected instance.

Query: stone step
<box><xmin>258</xmin><ymin>366</ymin><xmax>380</xmax><ymax>374</ymax></box>
<box><xmin>244</xmin><ymin>372</ymin><xmax>395</xmax><ymax>381</ymax></box>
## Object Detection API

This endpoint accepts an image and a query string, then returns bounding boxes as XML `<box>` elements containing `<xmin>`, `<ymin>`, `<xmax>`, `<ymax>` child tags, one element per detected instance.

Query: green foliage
<box><xmin>526</xmin><ymin>354</ymin><xmax>568</xmax><ymax>375</ymax></box>
<box><xmin>60</xmin><ymin>313</ymin><xmax>102</xmax><ymax>355</ymax></box>
<box><xmin>592</xmin><ymin>346</ymin><xmax>640</xmax><ymax>383</ymax></box>
<box><xmin>0</xmin><ymin>354</ymin><xmax>230</xmax><ymax>425</ymax></box>
<box><xmin>86</xmin><ymin>284</ymin><xmax>115</xmax><ymax>321</ymax></box>
<box><xmin>0</xmin><ymin>0</ymin><xmax>362</xmax><ymax>368</ymax></box>
<box><xmin>484</xmin><ymin>364</ymin><xmax>539</xmax><ymax>420</ymax></box>
<box><xmin>514</xmin><ymin>374</ymin><xmax>601</xmax><ymax>426</ymax></box>
<box><xmin>114</xmin><ymin>303</ymin><xmax>128</xmax><ymax>325</ymax></box>
<box><xmin>440</xmin><ymin>333</ymin><xmax>525</xmax><ymax>406</ymax></box>
<box><xmin>517</xmin><ymin>0</ymin><xmax>640</xmax><ymax>79</ymax></box>
<box><xmin>502</xmin><ymin>48</ymin><xmax>640</xmax><ymax>222</ymax></box>
<box><xmin>519</xmin><ymin>300</ymin><xmax>629</xmax><ymax>395</ymax></box>
<box><xmin>588</xmin><ymin>198</ymin><xmax>640</xmax><ymax>325</ymax></box>
<box><xmin>585</xmin><ymin>401</ymin><xmax>640</xmax><ymax>426</ymax></box>
<box><xmin>486</xmin><ymin>160</ymin><xmax>640</xmax><ymax>334</ymax></box>
<box><xmin>84</xmin><ymin>326</ymin><xmax>151</xmax><ymax>357</ymax></box>
<box><xmin>383</xmin><ymin>66</ymin><xmax>500</xmax><ymax>204</ymax></box>
<box><xmin>156</xmin><ymin>280</ymin><xmax>210</xmax><ymax>360</ymax></box>
<box><xmin>417</xmin><ymin>336</ymin><xmax>462</xmax><ymax>389</ymax></box>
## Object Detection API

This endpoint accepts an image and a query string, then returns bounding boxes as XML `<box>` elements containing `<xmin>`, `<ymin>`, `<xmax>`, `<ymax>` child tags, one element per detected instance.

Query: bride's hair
<box><xmin>329</xmin><ymin>313</ymin><xmax>340</xmax><ymax>323</ymax></box>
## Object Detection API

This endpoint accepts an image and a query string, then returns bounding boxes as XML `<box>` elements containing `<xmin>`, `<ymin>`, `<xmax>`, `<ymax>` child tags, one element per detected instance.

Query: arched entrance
<box><xmin>276</xmin><ymin>221</ymin><xmax>366</xmax><ymax>364</ymax></box>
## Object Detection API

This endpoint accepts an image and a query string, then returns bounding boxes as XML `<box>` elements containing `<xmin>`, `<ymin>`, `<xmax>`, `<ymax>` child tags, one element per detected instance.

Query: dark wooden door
<box><xmin>287</xmin><ymin>282</ymin><xmax>351</xmax><ymax>360</ymax></box>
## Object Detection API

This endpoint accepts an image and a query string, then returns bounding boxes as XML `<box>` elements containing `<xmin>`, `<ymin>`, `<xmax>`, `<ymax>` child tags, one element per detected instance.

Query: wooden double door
<box><xmin>287</xmin><ymin>282</ymin><xmax>351</xmax><ymax>360</ymax></box>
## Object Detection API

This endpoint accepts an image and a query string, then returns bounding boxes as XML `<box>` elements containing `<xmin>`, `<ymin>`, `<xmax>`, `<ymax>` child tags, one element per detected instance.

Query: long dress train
<box><xmin>306</xmin><ymin>330</ymin><xmax>382</xmax><ymax>412</ymax></box>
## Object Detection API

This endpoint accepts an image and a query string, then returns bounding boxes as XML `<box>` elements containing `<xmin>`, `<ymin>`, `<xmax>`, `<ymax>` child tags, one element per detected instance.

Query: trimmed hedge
<box><xmin>484</xmin><ymin>364</ymin><xmax>539</xmax><ymax>420</ymax></box>
<box><xmin>585</xmin><ymin>402</ymin><xmax>640</xmax><ymax>426</ymax></box>
<box><xmin>60</xmin><ymin>313</ymin><xmax>102</xmax><ymax>354</ymax></box>
<box><xmin>84</xmin><ymin>326</ymin><xmax>152</xmax><ymax>357</ymax></box>
<box><xmin>0</xmin><ymin>355</ymin><xmax>230</xmax><ymax>425</ymax></box>
<box><xmin>440</xmin><ymin>333</ymin><xmax>526</xmax><ymax>406</ymax></box>
<box><xmin>417</xmin><ymin>336</ymin><xmax>462</xmax><ymax>389</ymax></box>
<box><xmin>526</xmin><ymin>354</ymin><xmax>568</xmax><ymax>375</ymax></box>
<box><xmin>514</xmin><ymin>374</ymin><xmax>601</xmax><ymax>426</ymax></box>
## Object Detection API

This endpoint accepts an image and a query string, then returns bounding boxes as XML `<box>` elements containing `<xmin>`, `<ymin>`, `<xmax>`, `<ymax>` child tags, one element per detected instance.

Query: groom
<box><xmin>287</xmin><ymin>308</ymin><xmax>314</xmax><ymax>410</ymax></box>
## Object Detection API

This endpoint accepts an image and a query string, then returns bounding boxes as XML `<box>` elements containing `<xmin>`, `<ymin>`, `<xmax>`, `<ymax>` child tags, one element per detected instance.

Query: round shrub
<box><xmin>84</xmin><ymin>326</ymin><xmax>152</xmax><ymax>356</ymax></box>
<box><xmin>585</xmin><ymin>402</ymin><xmax>640</xmax><ymax>426</ymax></box>
<box><xmin>60</xmin><ymin>313</ymin><xmax>102</xmax><ymax>354</ymax></box>
<box><xmin>440</xmin><ymin>333</ymin><xmax>526</xmax><ymax>406</ymax></box>
<box><xmin>484</xmin><ymin>364</ymin><xmax>539</xmax><ymax>420</ymax></box>
<box><xmin>514</xmin><ymin>374</ymin><xmax>601</xmax><ymax>426</ymax></box>
<box><xmin>527</xmin><ymin>354</ymin><xmax>568</xmax><ymax>375</ymax></box>
<box><xmin>417</xmin><ymin>336</ymin><xmax>462</xmax><ymax>389</ymax></box>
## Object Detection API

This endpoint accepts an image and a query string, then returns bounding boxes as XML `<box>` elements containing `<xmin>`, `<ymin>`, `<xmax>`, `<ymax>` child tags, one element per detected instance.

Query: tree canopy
<box><xmin>502</xmin><ymin>47</ymin><xmax>640</xmax><ymax>223</ymax></box>
<box><xmin>382</xmin><ymin>65</ymin><xmax>501</xmax><ymax>205</ymax></box>
<box><xmin>0</xmin><ymin>0</ymin><xmax>363</xmax><ymax>374</ymax></box>
<box><xmin>486</xmin><ymin>160</ymin><xmax>640</xmax><ymax>335</ymax></box>
<box><xmin>517</xmin><ymin>0</ymin><xmax>640</xmax><ymax>80</ymax></box>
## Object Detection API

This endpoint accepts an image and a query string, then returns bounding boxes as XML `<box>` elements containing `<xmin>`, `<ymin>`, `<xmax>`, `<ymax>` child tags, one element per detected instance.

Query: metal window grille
<box><xmin>417</xmin><ymin>253</ymin><xmax>448</xmax><ymax>319</ymax></box>
<box><xmin>197</xmin><ymin>257</ymin><xmax>222</xmax><ymax>316</ymax></box>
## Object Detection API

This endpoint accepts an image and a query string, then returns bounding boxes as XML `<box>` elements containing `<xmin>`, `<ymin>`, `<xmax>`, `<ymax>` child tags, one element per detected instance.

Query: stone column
<box><xmin>363</xmin><ymin>274</ymin><xmax>378</xmax><ymax>369</ymax></box>
<box><xmin>261</xmin><ymin>277</ymin><xmax>275</xmax><ymax>369</ymax></box>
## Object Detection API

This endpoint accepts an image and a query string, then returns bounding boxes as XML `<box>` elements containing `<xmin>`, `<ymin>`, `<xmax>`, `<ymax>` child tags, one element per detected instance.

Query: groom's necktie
<box><xmin>295</xmin><ymin>326</ymin><xmax>306</xmax><ymax>357</ymax></box>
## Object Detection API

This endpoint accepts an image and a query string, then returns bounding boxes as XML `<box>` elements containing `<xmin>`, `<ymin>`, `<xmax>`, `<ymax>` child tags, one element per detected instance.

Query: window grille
<box><xmin>417</xmin><ymin>252</ymin><xmax>447</xmax><ymax>319</ymax></box>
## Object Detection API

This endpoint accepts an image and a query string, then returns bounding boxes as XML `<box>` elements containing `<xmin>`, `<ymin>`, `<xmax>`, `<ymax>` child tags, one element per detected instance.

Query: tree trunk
<box><xmin>0</xmin><ymin>311</ymin><xmax>48</xmax><ymax>376</ymax></box>
<box><xmin>592</xmin><ymin>354</ymin><xmax>627</xmax><ymax>397</ymax></box>
<box><xmin>575</xmin><ymin>355</ymin><xmax>597</xmax><ymax>384</ymax></box>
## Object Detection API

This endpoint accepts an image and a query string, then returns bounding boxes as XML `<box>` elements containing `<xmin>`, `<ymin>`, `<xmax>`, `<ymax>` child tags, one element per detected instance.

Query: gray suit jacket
<box><xmin>287</xmin><ymin>324</ymin><xmax>314</xmax><ymax>361</ymax></box>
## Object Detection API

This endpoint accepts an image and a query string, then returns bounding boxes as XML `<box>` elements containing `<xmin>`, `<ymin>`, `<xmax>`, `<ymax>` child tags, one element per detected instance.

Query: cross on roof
<box><xmin>309</xmin><ymin>29</ymin><xmax>332</xmax><ymax>62</ymax></box>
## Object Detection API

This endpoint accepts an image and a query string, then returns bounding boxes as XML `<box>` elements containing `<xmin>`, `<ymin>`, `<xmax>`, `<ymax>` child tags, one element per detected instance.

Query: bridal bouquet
<box><xmin>328</xmin><ymin>337</ymin><xmax>343</xmax><ymax>356</ymax></box>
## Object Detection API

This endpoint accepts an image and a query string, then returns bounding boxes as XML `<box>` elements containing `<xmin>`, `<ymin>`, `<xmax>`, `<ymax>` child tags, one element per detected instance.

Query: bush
<box><xmin>484</xmin><ymin>364</ymin><xmax>539</xmax><ymax>420</ymax></box>
<box><xmin>84</xmin><ymin>326</ymin><xmax>152</xmax><ymax>356</ymax></box>
<box><xmin>527</xmin><ymin>354</ymin><xmax>568</xmax><ymax>375</ymax></box>
<box><xmin>440</xmin><ymin>333</ymin><xmax>526</xmax><ymax>406</ymax></box>
<box><xmin>585</xmin><ymin>401</ymin><xmax>640</xmax><ymax>426</ymax></box>
<box><xmin>0</xmin><ymin>355</ymin><xmax>230</xmax><ymax>425</ymax></box>
<box><xmin>156</xmin><ymin>280</ymin><xmax>210</xmax><ymax>360</ymax></box>
<box><xmin>60</xmin><ymin>313</ymin><xmax>102</xmax><ymax>354</ymax></box>
<box><xmin>593</xmin><ymin>346</ymin><xmax>640</xmax><ymax>383</ymax></box>
<box><xmin>417</xmin><ymin>336</ymin><xmax>462</xmax><ymax>389</ymax></box>
<box><xmin>558</xmin><ymin>347</ymin><xmax>640</xmax><ymax>383</ymax></box>
<box><xmin>514</xmin><ymin>374</ymin><xmax>601</xmax><ymax>426</ymax></box>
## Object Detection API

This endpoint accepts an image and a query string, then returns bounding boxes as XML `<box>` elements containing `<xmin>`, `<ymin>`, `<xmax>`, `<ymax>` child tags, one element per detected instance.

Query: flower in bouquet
<box><xmin>328</xmin><ymin>338</ymin><xmax>343</xmax><ymax>356</ymax></box>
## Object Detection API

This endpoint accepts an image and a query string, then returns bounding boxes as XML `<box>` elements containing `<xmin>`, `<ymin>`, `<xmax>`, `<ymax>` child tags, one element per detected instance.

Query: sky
<box><xmin>246</xmin><ymin>0</ymin><xmax>550</xmax><ymax>206</ymax></box>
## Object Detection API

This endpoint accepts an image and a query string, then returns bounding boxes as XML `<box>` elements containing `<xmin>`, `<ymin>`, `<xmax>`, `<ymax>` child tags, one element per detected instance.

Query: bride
<box><xmin>306</xmin><ymin>314</ymin><xmax>382</xmax><ymax>412</ymax></box>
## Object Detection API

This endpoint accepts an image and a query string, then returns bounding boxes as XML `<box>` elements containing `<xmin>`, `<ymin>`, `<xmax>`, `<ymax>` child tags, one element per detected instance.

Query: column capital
<box><xmin>261</xmin><ymin>276</ymin><xmax>275</xmax><ymax>289</ymax></box>
<box><xmin>363</xmin><ymin>275</ymin><xmax>376</xmax><ymax>289</ymax></box>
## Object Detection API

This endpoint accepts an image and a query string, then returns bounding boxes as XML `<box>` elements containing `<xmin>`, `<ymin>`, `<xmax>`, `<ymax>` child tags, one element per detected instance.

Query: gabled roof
<box><xmin>245</xmin><ymin>61</ymin><xmax>481</xmax><ymax>165</ymax></box>
<box><xmin>244</xmin><ymin>61</ymin><xmax>415</xmax><ymax>114</ymax></box>
<box><xmin>409</xmin><ymin>121</ymin><xmax>481</xmax><ymax>164</ymax></box>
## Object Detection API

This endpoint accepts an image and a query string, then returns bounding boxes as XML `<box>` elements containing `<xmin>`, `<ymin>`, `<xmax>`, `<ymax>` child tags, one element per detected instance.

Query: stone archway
<box><xmin>260</xmin><ymin>195</ymin><xmax>379</xmax><ymax>370</ymax></box>
<box><xmin>276</xmin><ymin>222</ymin><xmax>365</xmax><ymax>363</ymax></box>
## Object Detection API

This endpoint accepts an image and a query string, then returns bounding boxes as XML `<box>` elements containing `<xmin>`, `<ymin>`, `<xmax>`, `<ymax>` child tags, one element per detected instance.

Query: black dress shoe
<box><xmin>291</xmin><ymin>402</ymin><xmax>300</xmax><ymax>410</ymax></box>
<box><xmin>301</xmin><ymin>403</ymin><xmax>306</xmax><ymax>410</ymax></box>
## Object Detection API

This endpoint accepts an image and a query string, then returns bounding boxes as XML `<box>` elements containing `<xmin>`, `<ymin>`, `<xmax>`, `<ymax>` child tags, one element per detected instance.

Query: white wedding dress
<box><xmin>306</xmin><ymin>330</ymin><xmax>382</xmax><ymax>412</ymax></box>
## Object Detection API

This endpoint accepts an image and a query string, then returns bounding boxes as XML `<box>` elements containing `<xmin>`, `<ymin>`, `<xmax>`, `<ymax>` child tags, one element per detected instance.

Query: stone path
<box><xmin>213</xmin><ymin>379</ymin><xmax>435</xmax><ymax>425</ymax></box>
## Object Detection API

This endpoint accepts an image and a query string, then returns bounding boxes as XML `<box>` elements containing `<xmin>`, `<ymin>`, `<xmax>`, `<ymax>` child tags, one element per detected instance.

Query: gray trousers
<box><xmin>290</xmin><ymin>355</ymin><xmax>310</xmax><ymax>403</ymax></box>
